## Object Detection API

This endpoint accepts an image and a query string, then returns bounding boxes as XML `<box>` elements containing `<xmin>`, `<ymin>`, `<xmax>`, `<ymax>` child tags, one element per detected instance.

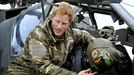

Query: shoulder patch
<box><xmin>30</xmin><ymin>44</ymin><xmax>47</xmax><ymax>56</ymax></box>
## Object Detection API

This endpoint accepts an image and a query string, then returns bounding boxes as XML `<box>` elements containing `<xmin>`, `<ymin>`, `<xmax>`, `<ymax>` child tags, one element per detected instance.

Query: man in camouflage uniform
<box><xmin>6</xmin><ymin>2</ymin><xmax>96</xmax><ymax>75</ymax></box>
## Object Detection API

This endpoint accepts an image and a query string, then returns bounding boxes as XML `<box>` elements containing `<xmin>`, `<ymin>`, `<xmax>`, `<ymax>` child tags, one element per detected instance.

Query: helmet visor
<box><xmin>91</xmin><ymin>47</ymin><xmax>114</xmax><ymax>66</ymax></box>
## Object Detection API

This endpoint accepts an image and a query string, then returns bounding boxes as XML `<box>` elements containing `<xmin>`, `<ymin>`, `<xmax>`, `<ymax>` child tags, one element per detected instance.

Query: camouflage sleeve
<box><xmin>39</xmin><ymin>62</ymin><xmax>77</xmax><ymax>75</ymax></box>
<box><xmin>27</xmin><ymin>38</ymin><xmax>77</xmax><ymax>75</ymax></box>
<box><xmin>72</xmin><ymin>28</ymin><xmax>95</xmax><ymax>44</ymax></box>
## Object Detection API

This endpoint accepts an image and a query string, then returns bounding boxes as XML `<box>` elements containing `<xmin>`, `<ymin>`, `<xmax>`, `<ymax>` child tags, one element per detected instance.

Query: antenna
<box><xmin>40</xmin><ymin>0</ymin><xmax>46</xmax><ymax>21</ymax></box>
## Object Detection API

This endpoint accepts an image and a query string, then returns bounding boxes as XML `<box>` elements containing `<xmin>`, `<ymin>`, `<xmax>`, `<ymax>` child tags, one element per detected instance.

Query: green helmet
<box><xmin>87</xmin><ymin>38</ymin><xmax>122</xmax><ymax>72</ymax></box>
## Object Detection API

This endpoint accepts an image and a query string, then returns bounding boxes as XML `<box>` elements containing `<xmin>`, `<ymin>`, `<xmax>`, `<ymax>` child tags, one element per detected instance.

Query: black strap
<box><xmin>16</xmin><ymin>21</ymin><xmax>24</xmax><ymax>47</ymax></box>
<box><xmin>0</xmin><ymin>50</ymin><xmax>4</xmax><ymax>74</ymax></box>
<box><xmin>0</xmin><ymin>50</ymin><xmax>3</xmax><ymax>65</ymax></box>
<box><xmin>132</xmin><ymin>57</ymin><xmax>134</xmax><ymax>75</ymax></box>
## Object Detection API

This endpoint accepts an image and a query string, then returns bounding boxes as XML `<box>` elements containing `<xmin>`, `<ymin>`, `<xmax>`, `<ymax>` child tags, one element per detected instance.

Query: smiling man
<box><xmin>6</xmin><ymin>2</ymin><xmax>106</xmax><ymax>75</ymax></box>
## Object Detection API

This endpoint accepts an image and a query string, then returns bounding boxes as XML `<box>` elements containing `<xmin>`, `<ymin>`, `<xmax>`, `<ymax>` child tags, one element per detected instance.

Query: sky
<box><xmin>0</xmin><ymin>4</ymin><xmax>11</xmax><ymax>9</ymax></box>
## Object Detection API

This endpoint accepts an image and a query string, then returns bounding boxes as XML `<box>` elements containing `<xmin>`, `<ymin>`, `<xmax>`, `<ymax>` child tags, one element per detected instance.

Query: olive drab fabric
<box><xmin>86</xmin><ymin>38</ymin><xmax>123</xmax><ymax>72</ymax></box>
<box><xmin>7</xmin><ymin>18</ymin><xmax>94</xmax><ymax>75</ymax></box>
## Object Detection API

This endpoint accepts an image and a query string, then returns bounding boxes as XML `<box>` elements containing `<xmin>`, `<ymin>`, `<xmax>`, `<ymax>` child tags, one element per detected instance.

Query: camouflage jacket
<box><xmin>7</xmin><ymin>18</ymin><xmax>94</xmax><ymax>75</ymax></box>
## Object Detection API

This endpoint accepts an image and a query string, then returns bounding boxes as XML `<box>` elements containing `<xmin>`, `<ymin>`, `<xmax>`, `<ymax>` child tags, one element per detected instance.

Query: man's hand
<box><xmin>78</xmin><ymin>69</ymin><xmax>97</xmax><ymax>75</ymax></box>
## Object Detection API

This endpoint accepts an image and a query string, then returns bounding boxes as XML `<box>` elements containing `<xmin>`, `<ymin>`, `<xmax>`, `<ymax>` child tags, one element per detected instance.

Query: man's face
<box><xmin>51</xmin><ymin>13</ymin><xmax>70</xmax><ymax>38</ymax></box>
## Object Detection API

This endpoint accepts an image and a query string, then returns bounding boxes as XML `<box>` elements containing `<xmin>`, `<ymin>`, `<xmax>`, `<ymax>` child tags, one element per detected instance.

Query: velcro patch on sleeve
<box><xmin>30</xmin><ymin>44</ymin><xmax>47</xmax><ymax>56</ymax></box>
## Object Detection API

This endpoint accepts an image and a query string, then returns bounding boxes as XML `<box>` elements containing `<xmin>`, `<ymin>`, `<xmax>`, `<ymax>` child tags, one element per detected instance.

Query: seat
<box><xmin>0</xmin><ymin>17</ymin><xmax>16</xmax><ymax>74</ymax></box>
<box><xmin>114</xmin><ymin>44</ymin><xmax>132</xmax><ymax>75</ymax></box>
<box><xmin>73</xmin><ymin>17</ymin><xmax>100</xmax><ymax>38</ymax></box>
